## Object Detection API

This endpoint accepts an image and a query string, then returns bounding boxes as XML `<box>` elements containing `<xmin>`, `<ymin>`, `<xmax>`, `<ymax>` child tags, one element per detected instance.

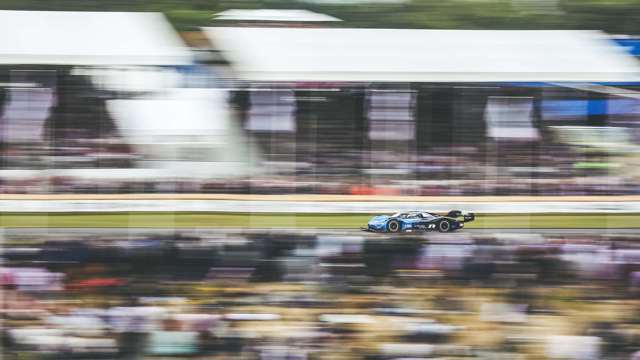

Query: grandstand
<box><xmin>2</xmin><ymin>14</ymin><xmax>640</xmax><ymax>195</ymax></box>
<box><xmin>205</xmin><ymin>27</ymin><xmax>640</xmax><ymax>194</ymax></box>
<box><xmin>0</xmin><ymin>10</ymin><xmax>257</xmax><ymax>190</ymax></box>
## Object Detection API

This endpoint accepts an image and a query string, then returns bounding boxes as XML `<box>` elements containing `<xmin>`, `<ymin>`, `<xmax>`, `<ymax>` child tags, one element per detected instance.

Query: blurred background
<box><xmin>2</xmin><ymin>1</ymin><xmax>640</xmax><ymax>359</ymax></box>
<box><xmin>0</xmin><ymin>1</ymin><xmax>639</xmax><ymax>194</ymax></box>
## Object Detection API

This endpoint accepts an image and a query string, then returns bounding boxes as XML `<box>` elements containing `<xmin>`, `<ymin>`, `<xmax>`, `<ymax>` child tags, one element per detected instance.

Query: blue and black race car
<box><xmin>361</xmin><ymin>210</ymin><xmax>474</xmax><ymax>233</ymax></box>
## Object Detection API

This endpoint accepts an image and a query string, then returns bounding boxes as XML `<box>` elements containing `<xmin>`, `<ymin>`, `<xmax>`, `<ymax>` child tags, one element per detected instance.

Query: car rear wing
<box><xmin>446</xmin><ymin>210</ymin><xmax>475</xmax><ymax>222</ymax></box>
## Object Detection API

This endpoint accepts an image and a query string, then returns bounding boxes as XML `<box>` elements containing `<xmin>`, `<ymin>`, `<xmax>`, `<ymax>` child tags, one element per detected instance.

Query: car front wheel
<box><xmin>387</xmin><ymin>220</ymin><xmax>401</xmax><ymax>233</ymax></box>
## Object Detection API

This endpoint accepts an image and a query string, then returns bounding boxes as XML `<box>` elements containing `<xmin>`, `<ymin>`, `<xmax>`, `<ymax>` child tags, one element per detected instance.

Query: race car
<box><xmin>361</xmin><ymin>210</ymin><xmax>474</xmax><ymax>233</ymax></box>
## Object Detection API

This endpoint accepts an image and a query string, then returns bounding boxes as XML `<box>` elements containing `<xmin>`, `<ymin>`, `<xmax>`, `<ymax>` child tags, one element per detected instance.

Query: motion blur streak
<box><xmin>2</xmin><ymin>3</ymin><xmax>640</xmax><ymax>360</ymax></box>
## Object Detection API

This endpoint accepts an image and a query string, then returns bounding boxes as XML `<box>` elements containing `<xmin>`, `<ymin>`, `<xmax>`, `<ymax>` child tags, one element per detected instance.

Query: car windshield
<box><xmin>392</xmin><ymin>212</ymin><xmax>423</xmax><ymax>219</ymax></box>
<box><xmin>421</xmin><ymin>213</ymin><xmax>436</xmax><ymax>220</ymax></box>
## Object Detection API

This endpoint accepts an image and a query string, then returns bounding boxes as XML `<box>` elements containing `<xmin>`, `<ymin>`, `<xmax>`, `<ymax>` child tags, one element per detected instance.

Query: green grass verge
<box><xmin>1</xmin><ymin>212</ymin><xmax>640</xmax><ymax>229</ymax></box>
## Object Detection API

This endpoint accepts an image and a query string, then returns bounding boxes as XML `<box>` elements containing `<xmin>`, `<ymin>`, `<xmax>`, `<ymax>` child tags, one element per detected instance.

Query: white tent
<box><xmin>204</xmin><ymin>28</ymin><xmax>640</xmax><ymax>82</ymax></box>
<box><xmin>0</xmin><ymin>11</ymin><xmax>191</xmax><ymax>65</ymax></box>
<box><xmin>213</xmin><ymin>9</ymin><xmax>341</xmax><ymax>22</ymax></box>
<box><xmin>107</xmin><ymin>89</ymin><xmax>230</xmax><ymax>140</ymax></box>
<box><xmin>107</xmin><ymin>88</ymin><xmax>259</xmax><ymax>179</ymax></box>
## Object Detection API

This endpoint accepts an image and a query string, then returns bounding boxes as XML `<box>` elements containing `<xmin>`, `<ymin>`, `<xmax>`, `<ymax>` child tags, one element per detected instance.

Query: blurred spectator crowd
<box><xmin>2</xmin><ymin>229</ymin><xmax>640</xmax><ymax>359</ymax></box>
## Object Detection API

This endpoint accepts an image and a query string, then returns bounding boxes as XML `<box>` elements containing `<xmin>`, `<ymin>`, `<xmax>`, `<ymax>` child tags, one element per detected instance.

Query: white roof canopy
<box><xmin>213</xmin><ymin>9</ymin><xmax>341</xmax><ymax>22</ymax></box>
<box><xmin>0</xmin><ymin>11</ymin><xmax>191</xmax><ymax>66</ymax></box>
<box><xmin>205</xmin><ymin>28</ymin><xmax>640</xmax><ymax>82</ymax></box>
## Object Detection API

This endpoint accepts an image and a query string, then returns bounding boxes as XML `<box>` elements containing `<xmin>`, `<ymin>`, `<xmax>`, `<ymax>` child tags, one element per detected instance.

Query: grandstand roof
<box><xmin>204</xmin><ymin>27</ymin><xmax>640</xmax><ymax>82</ymax></box>
<box><xmin>0</xmin><ymin>11</ymin><xmax>191</xmax><ymax>65</ymax></box>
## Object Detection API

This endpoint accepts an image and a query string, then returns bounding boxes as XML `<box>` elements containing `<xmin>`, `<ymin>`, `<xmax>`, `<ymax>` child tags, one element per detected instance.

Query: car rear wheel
<box><xmin>387</xmin><ymin>220</ymin><xmax>401</xmax><ymax>233</ymax></box>
<box><xmin>438</xmin><ymin>220</ymin><xmax>451</xmax><ymax>233</ymax></box>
